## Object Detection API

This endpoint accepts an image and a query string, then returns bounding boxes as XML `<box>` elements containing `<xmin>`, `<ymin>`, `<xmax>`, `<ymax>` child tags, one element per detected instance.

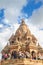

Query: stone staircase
<box><xmin>1</xmin><ymin>59</ymin><xmax>43</xmax><ymax>65</ymax></box>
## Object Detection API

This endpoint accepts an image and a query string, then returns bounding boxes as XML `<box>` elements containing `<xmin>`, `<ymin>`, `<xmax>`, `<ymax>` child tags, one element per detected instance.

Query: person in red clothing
<box><xmin>4</xmin><ymin>53</ymin><xmax>8</xmax><ymax>60</ymax></box>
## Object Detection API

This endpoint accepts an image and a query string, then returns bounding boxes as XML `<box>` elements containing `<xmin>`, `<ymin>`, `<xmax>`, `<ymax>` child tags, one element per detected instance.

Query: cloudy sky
<box><xmin>0</xmin><ymin>0</ymin><xmax>43</xmax><ymax>59</ymax></box>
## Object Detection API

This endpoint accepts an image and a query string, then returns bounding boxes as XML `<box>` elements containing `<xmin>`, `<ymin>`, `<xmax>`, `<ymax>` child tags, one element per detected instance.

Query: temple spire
<box><xmin>21</xmin><ymin>19</ymin><xmax>25</xmax><ymax>25</ymax></box>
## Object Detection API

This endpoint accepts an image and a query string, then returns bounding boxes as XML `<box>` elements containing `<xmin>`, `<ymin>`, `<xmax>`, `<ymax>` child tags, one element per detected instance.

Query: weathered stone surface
<box><xmin>1</xmin><ymin>59</ymin><xmax>43</xmax><ymax>65</ymax></box>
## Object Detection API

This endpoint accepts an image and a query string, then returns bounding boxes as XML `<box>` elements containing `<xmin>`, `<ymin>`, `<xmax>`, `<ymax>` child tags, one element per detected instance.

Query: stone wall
<box><xmin>1</xmin><ymin>59</ymin><xmax>43</xmax><ymax>65</ymax></box>
<box><xmin>0</xmin><ymin>61</ymin><xmax>1</xmax><ymax>65</ymax></box>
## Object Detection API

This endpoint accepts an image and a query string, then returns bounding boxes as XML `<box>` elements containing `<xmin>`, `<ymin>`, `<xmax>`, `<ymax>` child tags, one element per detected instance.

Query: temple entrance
<box><xmin>31</xmin><ymin>51</ymin><xmax>36</xmax><ymax>59</ymax></box>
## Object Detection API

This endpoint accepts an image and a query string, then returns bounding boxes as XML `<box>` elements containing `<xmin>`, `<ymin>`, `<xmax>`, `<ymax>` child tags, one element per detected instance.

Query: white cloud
<box><xmin>0</xmin><ymin>28</ymin><xmax>12</xmax><ymax>51</ymax></box>
<box><xmin>0</xmin><ymin>0</ymin><xmax>26</xmax><ymax>24</ymax></box>
<box><xmin>3</xmin><ymin>19</ymin><xmax>9</xmax><ymax>24</ymax></box>
<box><xmin>0</xmin><ymin>24</ymin><xmax>3</xmax><ymax>28</ymax></box>
<box><xmin>28</xmin><ymin>6</ymin><xmax>43</xmax><ymax>28</ymax></box>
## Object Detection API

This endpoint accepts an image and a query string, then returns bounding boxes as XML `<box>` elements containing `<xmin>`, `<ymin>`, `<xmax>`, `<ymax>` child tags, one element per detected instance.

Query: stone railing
<box><xmin>1</xmin><ymin>59</ymin><xmax>43</xmax><ymax>65</ymax></box>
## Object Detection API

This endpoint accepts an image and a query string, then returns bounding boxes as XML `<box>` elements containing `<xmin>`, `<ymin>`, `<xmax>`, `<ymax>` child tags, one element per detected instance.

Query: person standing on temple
<box><xmin>13</xmin><ymin>51</ymin><xmax>17</xmax><ymax>59</ymax></box>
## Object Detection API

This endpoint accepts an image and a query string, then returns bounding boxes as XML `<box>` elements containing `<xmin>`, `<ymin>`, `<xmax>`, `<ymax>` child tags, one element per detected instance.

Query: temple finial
<box><xmin>21</xmin><ymin>19</ymin><xmax>25</xmax><ymax>25</ymax></box>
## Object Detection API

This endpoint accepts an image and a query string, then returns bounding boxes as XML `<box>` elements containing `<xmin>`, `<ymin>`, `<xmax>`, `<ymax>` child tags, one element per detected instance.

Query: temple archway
<box><xmin>31</xmin><ymin>51</ymin><xmax>36</xmax><ymax>59</ymax></box>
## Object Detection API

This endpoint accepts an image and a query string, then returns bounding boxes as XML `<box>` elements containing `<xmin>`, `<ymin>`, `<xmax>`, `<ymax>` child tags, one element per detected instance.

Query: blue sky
<box><xmin>21</xmin><ymin>0</ymin><xmax>43</xmax><ymax>18</ymax></box>
<box><xmin>0</xmin><ymin>9</ymin><xmax>4</xmax><ymax>20</ymax></box>
<box><xmin>0</xmin><ymin>0</ymin><xmax>43</xmax><ymax>59</ymax></box>
<box><xmin>0</xmin><ymin>9</ymin><xmax>10</xmax><ymax>31</ymax></box>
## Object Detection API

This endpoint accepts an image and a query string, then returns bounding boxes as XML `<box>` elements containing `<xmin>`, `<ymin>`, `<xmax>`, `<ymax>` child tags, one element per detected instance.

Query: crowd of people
<box><xmin>2</xmin><ymin>50</ymin><xmax>43</xmax><ymax>60</ymax></box>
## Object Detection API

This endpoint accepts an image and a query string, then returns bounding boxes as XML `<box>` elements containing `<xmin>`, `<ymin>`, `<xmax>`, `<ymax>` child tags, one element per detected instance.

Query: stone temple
<box><xmin>1</xmin><ymin>19</ymin><xmax>43</xmax><ymax>65</ymax></box>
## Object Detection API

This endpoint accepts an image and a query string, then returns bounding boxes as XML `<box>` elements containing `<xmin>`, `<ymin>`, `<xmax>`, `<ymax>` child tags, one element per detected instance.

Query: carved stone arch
<box><xmin>31</xmin><ymin>51</ymin><xmax>36</xmax><ymax>59</ymax></box>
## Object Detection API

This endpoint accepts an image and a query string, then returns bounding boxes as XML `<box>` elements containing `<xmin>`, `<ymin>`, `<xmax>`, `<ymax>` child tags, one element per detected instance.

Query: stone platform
<box><xmin>1</xmin><ymin>59</ymin><xmax>43</xmax><ymax>65</ymax></box>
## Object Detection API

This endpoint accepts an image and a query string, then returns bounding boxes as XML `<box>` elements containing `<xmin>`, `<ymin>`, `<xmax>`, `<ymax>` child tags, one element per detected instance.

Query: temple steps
<box><xmin>1</xmin><ymin>59</ymin><xmax>43</xmax><ymax>65</ymax></box>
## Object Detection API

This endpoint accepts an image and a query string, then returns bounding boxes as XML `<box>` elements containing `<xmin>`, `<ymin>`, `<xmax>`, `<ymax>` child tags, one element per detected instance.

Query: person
<box><xmin>18</xmin><ymin>51</ymin><xmax>22</xmax><ymax>59</ymax></box>
<box><xmin>18</xmin><ymin>51</ymin><xmax>26</xmax><ymax>59</ymax></box>
<box><xmin>8</xmin><ymin>53</ymin><xmax>11</xmax><ymax>59</ymax></box>
<box><xmin>37</xmin><ymin>53</ymin><xmax>40</xmax><ymax>60</ymax></box>
<box><xmin>2</xmin><ymin>52</ymin><xmax>5</xmax><ymax>60</ymax></box>
<box><xmin>11</xmin><ymin>51</ymin><xmax>14</xmax><ymax>59</ymax></box>
<box><xmin>21</xmin><ymin>52</ymin><xmax>26</xmax><ymax>58</ymax></box>
<box><xmin>13</xmin><ymin>51</ymin><xmax>17</xmax><ymax>59</ymax></box>
<box><xmin>25</xmin><ymin>51</ymin><xmax>31</xmax><ymax>58</ymax></box>
<box><xmin>4</xmin><ymin>53</ymin><xmax>8</xmax><ymax>60</ymax></box>
<box><xmin>32</xmin><ymin>52</ymin><xmax>36</xmax><ymax>60</ymax></box>
<box><xmin>37</xmin><ymin>53</ymin><xmax>43</xmax><ymax>60</ymax></box>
